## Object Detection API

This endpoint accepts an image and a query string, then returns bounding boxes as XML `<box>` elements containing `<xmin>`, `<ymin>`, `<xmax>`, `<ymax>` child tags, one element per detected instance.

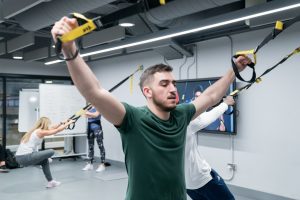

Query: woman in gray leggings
<box><xmin>16</xmin><ymin>117</ymin><xmax>73</xmax><ymax>188</ymax></box>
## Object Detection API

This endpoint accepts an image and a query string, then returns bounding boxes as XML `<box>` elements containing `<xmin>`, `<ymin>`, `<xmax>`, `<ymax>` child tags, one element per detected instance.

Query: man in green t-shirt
<box><xmin>51</xmin><ymin>17</ymin><xmax>249</xmax><ymax>200</ymax></box>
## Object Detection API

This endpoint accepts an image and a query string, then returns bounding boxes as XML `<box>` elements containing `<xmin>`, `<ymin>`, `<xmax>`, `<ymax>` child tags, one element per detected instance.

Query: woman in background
<box><xmin>16</xmin><ymin>117</ymin><xmax>73</xmax><ymax>188</ymax></box>
<box><xmin>82</xmin><ymin>106</ymin><xmax>106</xmax><ymax>172</ymax></box>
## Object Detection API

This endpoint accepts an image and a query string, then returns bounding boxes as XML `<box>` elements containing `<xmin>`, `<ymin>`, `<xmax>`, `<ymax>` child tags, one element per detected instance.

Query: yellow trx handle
<box><xmin>235</xmin><ymin>49</ymin><xmax>257</xmax><ymax>65</ymax></box>
<box><xmin>255</xmin><ymin>77</ymin><xmax>262</xmax><ymax>83</ymax></box>
<box><xmin>130</xmin><ymin>76</ymin><xmax>133</xmax><ymax>95</ymax></box>
<box><xmin>58</xmin><ymin>13</ymin><xmax>98</xmax><ymax>43</ymax></box>
<box><xmin>160</xmin><ymin>0</ymin><xmax>166</xmax><ymax>5</ymax></box>
<box><xmin>55</xmin><ymin>13</ymin><xmax>102</xmax><ymax>60</ymax></box>
<box><xmin>130</xmin><ymin>64</ymin><xmax>143</xmax><ymax>94</ymax></box>
<box><xmin>229</xmin><ymin>89</ymin><xmax>239</xmax><ymax>97</ymax></box>
<box><xmin>292</xmin><ymin>47</ymin><xmax>300</xmax><ymax>55</ymax></box>
<box><xmin>74</xmin><ymin>105</ymin><xmax>92</xmax><ymax>117</ymax></box>
<box><xmin>275</xmin><ymin>21</ymin><xmax>283</xmax><ymax>31</ymax></box>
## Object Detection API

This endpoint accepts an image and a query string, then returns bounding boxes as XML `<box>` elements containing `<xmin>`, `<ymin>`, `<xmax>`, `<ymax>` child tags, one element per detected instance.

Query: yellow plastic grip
<box><xmin>59</xmin><ymin>13</ymin><xmax>97</xmax><ymax>43</ymax></box>
<box><xmin>235</xmin><ymin>49</ymin><xmax>257</xmax><ymax>64</ymax></box>
<box><xmin>255</xmin><ymin>78</ymin><xmax>262</xmax><ymax>83</ymax></box>
<box><xmin>275</xmin><ymin>21</ymin><xmax>283</xmax><ymax>31</ymax></box>
<box><xmin>293</xmin><ymin>47</ymin><xmax>300</xmax><ymax>54</ymax></box>
<box><xmin>230</xmin><ymin>90</ymin><xmax>239</xmax><ymax>96</ymax></box>
<box><xmin>130</xmin><ymin>75</ymin><xmax>133</xmax><ymax>95</ymax></box>
<box><xmin>160</xmin><ymin>0</ymin><xmax>166</xmax><ymax>5</ymax></box>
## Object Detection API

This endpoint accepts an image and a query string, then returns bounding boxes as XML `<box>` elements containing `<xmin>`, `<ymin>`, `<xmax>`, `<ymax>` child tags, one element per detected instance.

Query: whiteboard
<box><xmin>39</xmin><ymin>84</ymin><xmax>87</xmax><ymax>134</ymax></box>
<box><xmin>18</xmin><ymin>89</ymin><xmax>39</xmax><ymax>132</ymax></box>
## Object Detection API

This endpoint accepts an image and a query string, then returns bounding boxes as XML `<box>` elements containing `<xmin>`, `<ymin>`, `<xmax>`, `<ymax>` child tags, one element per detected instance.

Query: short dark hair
<box><xmin>139</xmin><ymin>64</ymin><xmax>173</xmax><ymax>91</ymax></box>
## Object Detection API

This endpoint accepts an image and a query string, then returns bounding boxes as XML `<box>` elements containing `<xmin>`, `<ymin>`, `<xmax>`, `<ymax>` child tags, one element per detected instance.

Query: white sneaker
<box><xmin>82</xmin><ymin>163</ymin><xmax>93</xmax><ymax>171</ymax></box>
<box><xmin>96</xmin><ymin>163</ymin><xmax>105</xmax><ymax>172</ymax></box>
<box><xmin>46</xmin><ymin>180</ymin><xmax>61</xmax><ymax>188</ymax></box>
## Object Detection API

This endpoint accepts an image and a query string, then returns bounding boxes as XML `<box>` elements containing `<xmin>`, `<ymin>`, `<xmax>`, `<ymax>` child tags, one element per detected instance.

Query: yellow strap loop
<box><xmin>255</xmin><ymin>77</ymin><xmax>262</xmax><ymax>83</ymax></box>
<box><xmin>130</xmin><ymin>75</ymin><xmax>133</xmax><ymax>95</ymax></box>
<box><xmin>160</xmin><ymin>0</ymin><xmax>166</xmax><ymax>5</ymax></box>
<box><xmin>293</xmin><ymin>47</ymin><xmax>300</xmax><ymax>54</ymax></box>
<box><xmin>229</xmin><ymin>90</ymin><xmax>239</xmax><ymax>97</ymax></box>
<box><xmin>275</xmin><ymin>21</ymin><xmax>283</xmax><ymax>31</ymax></box>
<box><xmin>59</xmin><ymin>13</ymin><xmax>97</xmax><ymax>43</ymax></box>
<box><xmin>75</xmin><ymin>108</ymin><xmax>87</xmax><ymax>117</ymax></box>
<box><xmin>236</xmin><ymin>49</ymin><xmax>257</xmax><ymax>64</ymax></box>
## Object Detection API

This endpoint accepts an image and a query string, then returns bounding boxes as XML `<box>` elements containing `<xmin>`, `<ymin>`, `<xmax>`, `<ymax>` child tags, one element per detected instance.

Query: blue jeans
<box><xmin>187</xmin><ymin>169</ymin><xmax>235</xmax><ymax>200</ymax></box>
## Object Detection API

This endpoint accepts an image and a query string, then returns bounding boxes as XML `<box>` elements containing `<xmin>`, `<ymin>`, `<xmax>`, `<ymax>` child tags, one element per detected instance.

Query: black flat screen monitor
<box><xmin>176</xmin><ymin>77</ymin><xmax>237</xmax><ymax>135</ymax></box>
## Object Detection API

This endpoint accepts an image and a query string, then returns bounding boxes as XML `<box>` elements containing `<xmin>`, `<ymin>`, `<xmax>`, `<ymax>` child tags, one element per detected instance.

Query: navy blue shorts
<box><xmin>187</xmin><ymin>169</ymin><xmax>235</xmax><ymax>200</ymax></box>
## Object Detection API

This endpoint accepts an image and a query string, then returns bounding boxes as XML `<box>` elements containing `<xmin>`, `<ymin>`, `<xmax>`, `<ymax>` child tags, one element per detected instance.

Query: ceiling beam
<box><xmin>3</xmin><ymin>0</ymin><xmax>46</xmax><ymax>19</ymax></box>
<box><xmin>7</xmin><ymin>32</ymin><xmax>35</xmax><ymax>53</ymax></box>
<box><xmin>0</xmin><ymin>27</ymin><xmax>51</xmax><ymax>38</ymax></box>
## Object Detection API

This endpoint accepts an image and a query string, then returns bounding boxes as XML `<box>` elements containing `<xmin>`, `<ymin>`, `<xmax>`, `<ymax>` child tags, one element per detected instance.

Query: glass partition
<box><xmin>5</xmin><ymin>78</ymin><xmax>42</xmax><ymax>147</ymax></box>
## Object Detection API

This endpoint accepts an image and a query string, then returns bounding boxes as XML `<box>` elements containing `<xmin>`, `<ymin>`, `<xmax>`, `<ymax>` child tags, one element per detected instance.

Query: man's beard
<box><xmin>152</xmin><ymin>95</ymin><xmax>176</xmax><ymax>112</ymax></box>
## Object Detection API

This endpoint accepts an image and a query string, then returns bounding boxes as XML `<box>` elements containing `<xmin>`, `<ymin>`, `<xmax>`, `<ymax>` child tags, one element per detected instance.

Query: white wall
<box><xmin>87</xmin><ymin>22</ymin><xmax>299</xmax><ymax>199</ymax></box>
<box><xmin>195</xmin><ymin>25</ymin><xmax>300</xmax><ymax>199</ymax></box>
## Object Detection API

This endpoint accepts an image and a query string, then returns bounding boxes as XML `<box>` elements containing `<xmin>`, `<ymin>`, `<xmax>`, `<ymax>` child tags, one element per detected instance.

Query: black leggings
<box><xmin>87</xmin><ymin>121</ymin><xmax>105</xmax><ymax>164</ymax></box>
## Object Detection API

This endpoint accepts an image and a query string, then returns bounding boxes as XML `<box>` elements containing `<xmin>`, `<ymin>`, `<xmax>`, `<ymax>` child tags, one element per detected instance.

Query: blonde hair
<box><xmin>20</xmin><ymin>117</ymin><xmax>51</xmax><ymax>143</ymax></box>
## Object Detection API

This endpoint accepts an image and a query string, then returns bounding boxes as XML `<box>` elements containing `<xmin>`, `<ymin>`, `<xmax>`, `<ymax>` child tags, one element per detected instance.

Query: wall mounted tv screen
<box><xmin>176</xmin><ymin>77</ymin><xmax>237</xmax><ymax>135</ymax></box>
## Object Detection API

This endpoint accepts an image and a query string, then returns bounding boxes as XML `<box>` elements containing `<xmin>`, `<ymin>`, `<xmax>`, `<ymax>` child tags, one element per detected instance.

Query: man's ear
<box><xmin>143</xmin><ymin>86</ymin><xmax>152</xmax><ymax>98</ymax></box>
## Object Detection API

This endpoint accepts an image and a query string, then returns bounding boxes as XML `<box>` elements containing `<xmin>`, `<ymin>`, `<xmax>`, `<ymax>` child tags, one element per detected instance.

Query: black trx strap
<box><xmin>230</xmin><ymin>46</ymin><xmax>300</xmax><ymax>97</ymax></box>
<box><xmin>232</xmin><ymin>14</ymin><xmax>300</xmax><ymax>83</ymax></box>
<box><xmin>220</xmin><ymin>44</ymin><xmax>300</xmax><ymax>115</ymax></box>
<box><xmin>66</xmin><ymin>65</ymin><xmax>144</xmax><ymax>130</ymax></box>
<box><xmin>55</xmin><ymin>2</ymin><xmax>144</xmax><ymax>60</ymax></box>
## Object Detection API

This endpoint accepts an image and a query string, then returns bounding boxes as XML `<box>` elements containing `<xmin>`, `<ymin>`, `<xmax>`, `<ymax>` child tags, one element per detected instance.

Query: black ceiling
<box><xmin>0</xmin><ymin>0</ymin><xmax>298</xmax><ymax>63</ymax></box>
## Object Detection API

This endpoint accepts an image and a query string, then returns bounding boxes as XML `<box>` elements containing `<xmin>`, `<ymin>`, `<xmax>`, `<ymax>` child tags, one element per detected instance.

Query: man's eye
<box><xmin>160</xmin><ymin>82</ymin><xmax>168</xmax><ymax>86</ymax></box>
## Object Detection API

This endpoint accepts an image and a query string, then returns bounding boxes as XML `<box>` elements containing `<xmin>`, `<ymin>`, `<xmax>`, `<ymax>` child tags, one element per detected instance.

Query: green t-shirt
<box><xmin>117</xmin><ymin>103</ymin><xmax>196</xmax><ymax>200</ymax></box>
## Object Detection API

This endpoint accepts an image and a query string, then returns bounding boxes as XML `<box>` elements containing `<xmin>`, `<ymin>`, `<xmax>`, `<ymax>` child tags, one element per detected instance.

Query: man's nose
<box><xmin>170</xmin><ymin>84</ymin><xmax>177</xmax><ymax>92</ymax></box>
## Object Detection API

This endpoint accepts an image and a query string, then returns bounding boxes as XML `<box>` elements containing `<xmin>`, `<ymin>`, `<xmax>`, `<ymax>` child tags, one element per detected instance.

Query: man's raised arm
<box><xmin>192</xmin><ymin>56</ymin><xmax>250</xmax><ymax>119</ymax></box>
<box><xmin>51</xmin><ymin>17</ymin><xmax>125</xmax><ymax>126</ymax></box>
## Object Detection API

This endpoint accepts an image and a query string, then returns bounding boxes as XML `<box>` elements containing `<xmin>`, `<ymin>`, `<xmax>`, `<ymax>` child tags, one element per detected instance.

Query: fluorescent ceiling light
<box><xmin>13</xmin><ymin>56</ymin><xmax>23</xmax><ymax>60</ymax></box>
<box><xmin>119</xmin><ymin>22</ymin><xmax>135</xmax><ymax>27</ymax></box>
<box><xmin>45</xmin><ymin>3</ymin><xmax>300</xmax><ymax>65</ymax></box>
<box><xmin>13</xmin><ymin>51</ymin><xmax>23</xmax><ymax>60</ymax></box>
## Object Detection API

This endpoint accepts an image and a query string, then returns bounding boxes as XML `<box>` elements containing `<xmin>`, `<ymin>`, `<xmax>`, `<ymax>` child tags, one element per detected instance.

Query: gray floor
<box><xmin>0</xmin><ymin>159</ymin><xmax>127</xmax><ymax>200</ymax></box>
<box><xmin>0</xmin><ymin>158</ymin><xmax>268</xmax><ymax>200</ymax></box>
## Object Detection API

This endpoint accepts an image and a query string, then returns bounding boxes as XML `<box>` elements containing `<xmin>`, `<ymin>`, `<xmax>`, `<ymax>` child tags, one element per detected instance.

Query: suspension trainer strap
<box><xmin>232</xmin><ymin>52</ymin><xmax>256</xmax><ymax>83</ymax></box>
<box><xmin>67</xmin><ymin>65</ymin><xmax>144</xmax><ymax>130</ymax></box>
<box><xmin>55</xmin><ymin>2</ymin><xmax>145</xmax><ymax>60</ymax></box>
<box><xmin>232</xmin><ymin>14</ymin><xmax>300</xmax><ymax>83</ymax></box>
<box><xmin>55</xmin><ymin>13</ymin><xmax>102</xmax><ymax>60</ymax></box>
<box><xmin>230</xmin><ymin>46</ymin><xmax>300</xmax><ymax>98</ymax></box>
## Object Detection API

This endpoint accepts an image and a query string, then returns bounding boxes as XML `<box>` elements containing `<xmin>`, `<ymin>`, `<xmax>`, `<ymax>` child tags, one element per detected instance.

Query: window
<box><xmin>6</xmin><ymin>78</ymin><xmax>42</xmax><ymax>146</ymax></box>
<box><xmin>0</xmin><ymin>74</ymin><xmax>71</xmax><ymax>149</ymax></box>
